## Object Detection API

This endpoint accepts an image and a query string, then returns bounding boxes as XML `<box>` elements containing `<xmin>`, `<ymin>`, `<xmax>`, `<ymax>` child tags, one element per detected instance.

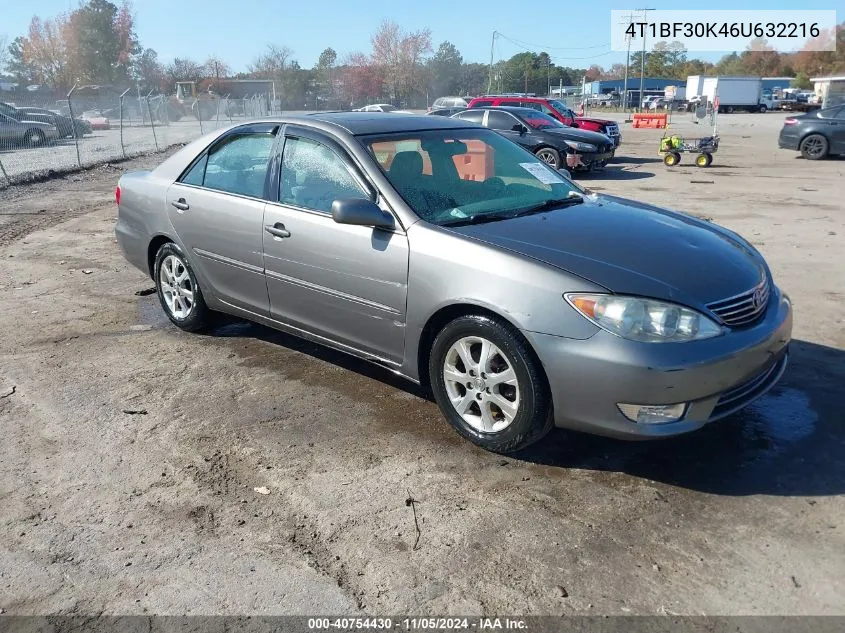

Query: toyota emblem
<box><xmin>752</xmin><ymin>286</ymin><xmax>765</xmax><ymax>309</ymax></box>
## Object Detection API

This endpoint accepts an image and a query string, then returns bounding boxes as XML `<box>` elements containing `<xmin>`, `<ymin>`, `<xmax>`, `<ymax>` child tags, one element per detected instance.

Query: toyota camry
<box><xmin>115</xmin><ymin>113</ymin><xmax>792</xmax><ymax>453</ymax></box>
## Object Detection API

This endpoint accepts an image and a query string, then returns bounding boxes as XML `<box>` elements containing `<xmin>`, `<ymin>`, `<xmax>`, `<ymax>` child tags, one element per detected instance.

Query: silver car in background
<box><xmin>0</xmin><ymin>111</ymin><xmax>60</xmax><ymax>147</ymax></box>
<box><xmin>115</xmin><ymin>113</ymin><xmax>791</xmax><ymax>453</ymax></box>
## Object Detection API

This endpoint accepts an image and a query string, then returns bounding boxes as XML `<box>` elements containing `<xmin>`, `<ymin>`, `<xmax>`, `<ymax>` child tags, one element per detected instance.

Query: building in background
<box><xmin>583</xmin><ymin>78</ymin><xmax>676</xmax><ymax>96</ymax></box>
<box><xmin>811</xmin><ymin>76</ymin><xmax>845</xmax><ymax>108</ymax></box>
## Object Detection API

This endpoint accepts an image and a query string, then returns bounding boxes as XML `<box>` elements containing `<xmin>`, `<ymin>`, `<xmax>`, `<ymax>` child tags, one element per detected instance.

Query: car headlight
<box><xmin>565</xmin><ymin>293</ymin><xmax>724</xmax><ymax>342</ymax></box>
<box><xmin>564</xmin><ymin>140</ymin><xmax>597</xmax><ymax>152</ymax></box>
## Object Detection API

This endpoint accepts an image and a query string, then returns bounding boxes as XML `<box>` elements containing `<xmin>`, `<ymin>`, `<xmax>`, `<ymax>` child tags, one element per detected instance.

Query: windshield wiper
<box><xmin>508</xmin><ymin>195</ymin><xmax>584</xmax><ymax>217</ymax></box>
<box><xmin>441</xmin><ymin>195</ymin><xmax>584</xmax><ymax>227</ymax></box>
<box><xmin>440</xmin><ymin>210</ymin><xmax>518</xmax><ymax>227</ymax></box>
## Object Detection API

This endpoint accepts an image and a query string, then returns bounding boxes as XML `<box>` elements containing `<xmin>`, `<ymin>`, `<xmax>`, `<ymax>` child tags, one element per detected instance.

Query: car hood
<box><xmin>542</xmin><ymin>127</ymin><xmax>611</xmax><ymax>144</ymax></box>
<box><xmin>576</xmin><ymin>116</ymin><xmax>614</xmax><ymax>126</ymax></box>
<box><xmin>445</xmin><ymin>194</ymin><xmax>766</xmax><ymax>307</ymax></box>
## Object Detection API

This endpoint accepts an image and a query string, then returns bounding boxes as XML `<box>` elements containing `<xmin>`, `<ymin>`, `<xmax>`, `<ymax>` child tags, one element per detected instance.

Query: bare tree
<box><xmin>203</xmin><ymin>56</ymin><xmax>231</xmax><ymax>81</ymax></box>
<box><xmin>370</xmin><ymin>20</ymin><xmax>431</xmax><ymax>104</ymax></box>
<box><xmin>249</xmin><ymin>44</ymin><xmax>293</xmax><ymax>78</ymax></box>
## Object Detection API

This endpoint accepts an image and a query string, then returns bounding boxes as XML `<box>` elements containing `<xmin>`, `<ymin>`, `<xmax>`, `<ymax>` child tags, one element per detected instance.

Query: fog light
<box><xmin>617</xmin><ymin>402</ymin><xmax>687</xmax><ymax>424</ymax></box>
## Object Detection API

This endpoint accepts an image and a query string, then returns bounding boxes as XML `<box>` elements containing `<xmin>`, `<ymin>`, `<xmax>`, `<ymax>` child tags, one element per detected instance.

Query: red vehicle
<box><xmin>467</xmin><ymin>95</ymin><xmax>621</xmax><ymax>149</ymax></box>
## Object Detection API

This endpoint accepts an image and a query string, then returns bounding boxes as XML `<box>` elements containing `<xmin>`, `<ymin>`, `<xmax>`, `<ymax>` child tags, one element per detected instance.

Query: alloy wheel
<box><xmin>801</xmin><ymin>136</ymin><xmax>826</xmax><ymax>159</ymax></box>
<box><xmin>442</xmin><ymin>336</ymin><xmax>520</xmax><ymax>433</ymax></box>
<box><xmin>159</xmin><ymin>254</ymin><xmax>195</xmax><ymax>319</ymax></box>
<box><xmin>536</xmin><ymin>150</ymin><xmax>558</xmax><ymax>168</ymax></box>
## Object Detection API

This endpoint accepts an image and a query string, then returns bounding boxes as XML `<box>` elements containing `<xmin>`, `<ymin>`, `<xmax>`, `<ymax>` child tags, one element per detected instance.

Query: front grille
<box><xmin>709</xmin><ymin>353</ymin><xmax>788</xmax><ymax>420</ymax></box>
<box><xmin>706</xmin><ymin>277</ymin><xmax>770</xmax><ymax>327</ymax></box>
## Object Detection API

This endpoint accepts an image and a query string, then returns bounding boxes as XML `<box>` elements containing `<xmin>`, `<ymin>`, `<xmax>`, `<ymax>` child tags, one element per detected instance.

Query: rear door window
<box><xmin>487</xmin><ymin>110</ymin><xmax>519</xmax><ymax>131</ymax></box>
<box><xmin>453</xmin><ymin>110</ymin><xmax>485</xmax><ymax>124</ymax></box>
<box><xmin>181</xmin><ymin>134</ymin><xmax>274</xmax><ymax>198</ymax></box>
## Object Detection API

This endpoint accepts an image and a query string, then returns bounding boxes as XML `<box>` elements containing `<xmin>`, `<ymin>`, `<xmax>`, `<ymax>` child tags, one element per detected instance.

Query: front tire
<box><xmin>154</xmin><ymin>242</ymin><xmax>211</xmax><ymax>332</ymax></box>
<box><xmin>25</xmin><ymin>129</ymin><xmax>46</xmax><ymax>147</ymax></box>
<box><xmin>663</xmin><ymin>152</ymin><xmax>681</xmax><ymax>167</ymax></box>
<box><xmin>535</xmin><ymin>147</ymin><xmax>561</xmax><ymax>170</ymax></box>
<box><xmin>800</xmin><ymin>134</ymin><xmax>828</xmax><ymax>160</ymax></box>
<box><xmin>429</xmin><ymin>315</ymin><xmax>553</xmax><ymax>453</ymax></box>
<box><xmin>759</xmin><ymin>104</ymin><xmax>768</xmax><ymax>113</ymax></box>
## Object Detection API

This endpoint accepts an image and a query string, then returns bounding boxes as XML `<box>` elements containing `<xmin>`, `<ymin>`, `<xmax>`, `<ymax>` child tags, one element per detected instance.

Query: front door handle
<box><xmin>265</xmin><ymin>223</ymin><xmax>291</xmax><ymax>239</ymax></box>
<box><xmin>171</xmin><ymin>198</ymin><xmax>189</xmax><ymax>211</ymax></box>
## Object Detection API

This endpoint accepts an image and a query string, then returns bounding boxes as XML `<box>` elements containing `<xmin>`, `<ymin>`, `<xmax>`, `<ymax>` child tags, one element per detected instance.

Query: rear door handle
<box><xmin>171</xmin><ymin>198</ymin><xmax>189</xmax><ymax>211</ymax></box>
<box><xmin>265</xmin><ymin>223</ymin><xmax>291</xmax><ymax>238</ymax></box>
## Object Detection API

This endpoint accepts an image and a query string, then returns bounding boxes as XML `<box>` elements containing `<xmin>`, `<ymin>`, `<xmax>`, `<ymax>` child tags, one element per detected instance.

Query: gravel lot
<box><xmin>1</xmin><ymin>112</ymin><xmax>844</xmax><ymax>616</ymax></box>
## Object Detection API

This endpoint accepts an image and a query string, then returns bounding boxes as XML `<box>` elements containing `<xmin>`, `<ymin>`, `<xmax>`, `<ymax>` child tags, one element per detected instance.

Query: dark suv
<box><xmin>467</xmin><ymin>95</ymin><xmax>621</xmax><ymax>149</ymax></box>
<box><xmin>452</xmin><ymin>106</ymin><xmax>614</xmax><ymax>172</ymax></box>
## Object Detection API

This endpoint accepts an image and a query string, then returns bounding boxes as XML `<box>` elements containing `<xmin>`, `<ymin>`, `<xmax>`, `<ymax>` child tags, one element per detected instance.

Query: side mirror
<box><xmin>512</xmin><ymin>124</ymin><xmax>526</xmax><ymax>134</ymax></box>
<box><xmin>331</xmin><ymin>198</ymin><xmax>395</xmax><ymax>230</ymax></box>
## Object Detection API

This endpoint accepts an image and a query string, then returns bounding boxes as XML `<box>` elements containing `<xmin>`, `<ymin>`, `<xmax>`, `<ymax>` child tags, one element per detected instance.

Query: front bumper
<box><xmin>524</xmin><ymin>288</ymin><xmax>793</xmax><ymax>439</ymax></box>
<box><xmin>567</xmin><ymin>149</ymin><xmax>615</xmax><ymax>170</ymax></box>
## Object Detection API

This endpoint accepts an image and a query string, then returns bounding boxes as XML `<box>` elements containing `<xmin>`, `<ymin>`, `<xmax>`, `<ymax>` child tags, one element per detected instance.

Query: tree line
<box><xmin>2</xmin><ymin>3</ymin><xmax>843</xmax><ymax>108</ymax></box>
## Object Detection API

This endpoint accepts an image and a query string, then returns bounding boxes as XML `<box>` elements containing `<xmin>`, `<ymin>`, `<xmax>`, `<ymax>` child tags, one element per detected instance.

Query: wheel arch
<box><xmin>416</xmin><ymin>302</ymin><xmax>547</xmax><ymax>392</ymax></box>
<box><xmin>799</xmin><ymin>129</ymin><xmax>829</xmax><ymax>145</ymax></box>
<box><xmin>534</xmin><ymin>143</ymin><xmax>567</xmax><ymax>155</ymax></box>
<box><xmin>146</xmin><ymin>234</ymin><xmax>174</xmax><ymax>278</ymax></box>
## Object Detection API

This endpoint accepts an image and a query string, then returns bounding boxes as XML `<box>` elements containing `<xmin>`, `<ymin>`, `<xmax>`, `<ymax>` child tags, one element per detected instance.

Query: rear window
<box><xmin>519</xmin><ymin>101</ymin><xmax>543</xmax><ymax>111</ymax></box>
<box><xmin>470</xmin><ymin>100</ymin><xmax>493</xmax><ymax>108</ymax></box>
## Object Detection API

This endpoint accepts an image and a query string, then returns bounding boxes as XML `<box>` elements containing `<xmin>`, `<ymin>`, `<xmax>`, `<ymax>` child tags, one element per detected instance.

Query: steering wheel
<box><xmin>483</xmin><ymin>177</ymin><xmax>507</xmax><ymax>195</ymax></box>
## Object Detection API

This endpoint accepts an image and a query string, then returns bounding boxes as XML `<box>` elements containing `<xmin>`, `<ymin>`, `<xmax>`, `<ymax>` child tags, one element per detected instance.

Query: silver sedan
<box><xmin>115</xmin><ymin>113</ymin><xmax>791</xmax><ymax>453</ymax></box>
<box><xmin>0</xmin><ymin>112</ymin><xmax>60</xmax><ymax>147</ymax></box>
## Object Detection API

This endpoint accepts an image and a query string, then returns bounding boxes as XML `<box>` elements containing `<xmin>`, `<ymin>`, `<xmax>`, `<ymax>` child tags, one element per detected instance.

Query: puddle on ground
<box><xmin>137</xmin><ymin>296</ymin><xmax>170</xmax><ymax>329</ymax></box>
<box><xmin>739</xmin><ymin>387</ymin><xmax>818</xmax><ymax>456</ymax></box>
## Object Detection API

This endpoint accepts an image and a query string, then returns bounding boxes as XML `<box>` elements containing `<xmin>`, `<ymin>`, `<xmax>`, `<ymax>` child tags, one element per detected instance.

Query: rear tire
<box><xmin>695</xmin><ymin>153</ymin><xmax>713</xmax><ymax>168</ymax></box>
<box><xmin>429</xmin><ymin>315</ymin><xmax>553</xmax><ymax>454</ymax></box>
<box><xmin>535</xmin><ymin>147</ymin><xmax>561</xmax><ymax>170</ymax></box>
<box><xmin>799</xmin><ymin>134</ymin><xmax>828</xmax><ymax>160</ymax></box>
<box><xmin>154</xmin><ymin>242</ymin><xmax>211</xmax><ymax>332</ymax></box>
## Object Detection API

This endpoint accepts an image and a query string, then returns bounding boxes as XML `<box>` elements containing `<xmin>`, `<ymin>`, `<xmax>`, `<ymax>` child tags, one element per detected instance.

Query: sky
<box><xmin>2</xmin><ymin>0</ymin><xmax>839</xmax><ymax>72</ymax></box>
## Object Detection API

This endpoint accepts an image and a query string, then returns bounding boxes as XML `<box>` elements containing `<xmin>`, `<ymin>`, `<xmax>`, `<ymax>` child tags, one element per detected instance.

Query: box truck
<box><xmin>701</xmin><ymin>77</ymin><xmax>778</xmax><ymax>113</ymax></box>
<box><xmin>686</xmin><ymin>75</ymin><xmax>707</xmax><ymax>101</ymax></box>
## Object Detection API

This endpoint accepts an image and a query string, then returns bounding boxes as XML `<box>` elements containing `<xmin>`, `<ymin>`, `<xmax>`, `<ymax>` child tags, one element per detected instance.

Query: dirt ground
<box><xmin>1</xmin><ymin>113</ymin><xmax>844</xmax><ymax>616</ymax></box>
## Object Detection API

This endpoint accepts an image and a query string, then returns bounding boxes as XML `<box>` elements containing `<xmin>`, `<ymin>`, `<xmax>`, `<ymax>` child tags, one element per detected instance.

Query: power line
<box><xmin>496</xmin><ymin>32</ymin><xmax>612</xmax><ymax>51</ymax></box>
<box><xmin>495</xmin><ymin>33</ymin><xmax>615</xmax><ymax>61</ymax></box>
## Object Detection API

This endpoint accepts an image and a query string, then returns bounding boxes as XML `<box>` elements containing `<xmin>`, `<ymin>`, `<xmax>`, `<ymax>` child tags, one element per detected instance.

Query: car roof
<box><xmin>468</xmin><ymin>106</ymin><xmax>552</xmax><ymax>117</ymax></box>
<box><xmin>306</xmin><ymin>111</ymin><xmax>477</xmax><ymax>135</ymax></box>
<box><xmin>472</xmin><ymin>96</ymin><xmax>551</xmax><ymax>102</ymax></box>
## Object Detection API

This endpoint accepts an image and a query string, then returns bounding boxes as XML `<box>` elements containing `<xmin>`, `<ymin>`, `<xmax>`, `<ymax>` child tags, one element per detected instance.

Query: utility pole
<box><xmin>637</xmin><ymin>8</ymin><xmax>653</xmax><ymax>112</ymax></box>
<box><xmin>524</xmin><ymin>62</ymin><xmax>530</xmax><ymax>94</ymax></box>
<box><xmin>487</xmin><ymin>31</ymin><xmax>497</xmax><ymax>94</ymax></box>
<box><xmin>547</xmin><ymin>56</ymin><xmax>551</xmax><ymax>96</ymax></box>
<box><xmin>620</xmin><ymin>11</ymin><xmax>635</xmax><ymax>116</ymax></box>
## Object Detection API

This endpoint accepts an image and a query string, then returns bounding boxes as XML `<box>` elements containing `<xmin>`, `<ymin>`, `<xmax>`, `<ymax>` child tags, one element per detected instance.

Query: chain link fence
<box><xmin>0</xmin><ymin>89</ymin><xmax>277</xmax><ymax>189</ymax></box>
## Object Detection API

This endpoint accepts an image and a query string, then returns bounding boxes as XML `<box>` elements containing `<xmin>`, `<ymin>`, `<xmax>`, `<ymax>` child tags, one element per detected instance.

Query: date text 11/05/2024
<box><xmin>307</xmin><ymin>618</ymin><xmax>528</xmax><ymax>630</ymax></box>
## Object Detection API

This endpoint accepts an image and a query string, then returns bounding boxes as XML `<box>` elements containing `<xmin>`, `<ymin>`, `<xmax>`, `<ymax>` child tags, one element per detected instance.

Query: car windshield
<box><xmin>548</xmin><ymin>100</ymin><xmax>569</xmax><ymax>114</ymax></box>
<box><xmin>379</xmin><ymin>105</ymin><xmax>396</xmax><ymax>112</ymax></box>
<box><xmin>364</xmin><ymin>128</ymin><xmax>584</xmax><ymax>226</ymax></box>
<box><xmin>522</xmin><ymin>111</ymin><xmax>564</xmax><ymax>130</ymax></box>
